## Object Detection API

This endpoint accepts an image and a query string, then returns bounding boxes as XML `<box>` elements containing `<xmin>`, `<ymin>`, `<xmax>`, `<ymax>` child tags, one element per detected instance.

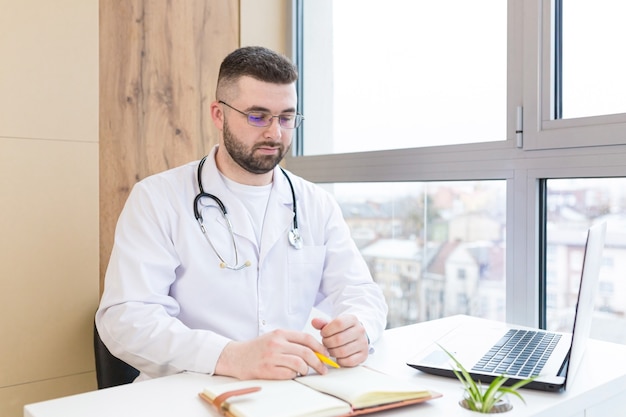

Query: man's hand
<box><xmin>311</xmin><ymin>315</ymin><xmax>369</xmax><ymax>367</ymax></box>
<box><xmin>214</xmin><ymin>329</ymin><xmax>329</xmax><ymax>380</ymax></box>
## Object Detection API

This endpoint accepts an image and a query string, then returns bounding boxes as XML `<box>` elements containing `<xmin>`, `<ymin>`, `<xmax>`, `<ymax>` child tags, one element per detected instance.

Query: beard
<box><xmin>222</xmin><ymin>118</ymin><xmax>289</xmax><ymax>174</ymax></box>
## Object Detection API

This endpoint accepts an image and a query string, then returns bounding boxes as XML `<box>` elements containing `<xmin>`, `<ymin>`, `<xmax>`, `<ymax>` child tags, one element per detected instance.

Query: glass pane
<box><xmin>546</xmin><ymin>178</ymin><xmax>626</xmax><ymax>345</ymax></box>
<box><xmin>300</xmin><ymin>0</ymin><xmax>507</xmax><ymax>155</ymax></box>
<box><xmin>560</xmin><ymin>0</ymin><xmax>626</xmax><ymax>119</ymax></box>
<box><xmin>326</xmin><ymin>180</ymin><xmax>506</xmax><ymax>328</ymax></box>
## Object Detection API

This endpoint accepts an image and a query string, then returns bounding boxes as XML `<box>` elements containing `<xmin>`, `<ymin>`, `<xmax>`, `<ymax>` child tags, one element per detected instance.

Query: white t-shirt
<box><xmin>220</xmin><ymin>173</ymin><xmax>272</xmax><ymax>246</ymax></box>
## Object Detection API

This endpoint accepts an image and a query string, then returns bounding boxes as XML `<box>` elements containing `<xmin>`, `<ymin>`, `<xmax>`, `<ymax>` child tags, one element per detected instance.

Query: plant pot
<box><xmin>459</xmin><ymin>397</ymin><xmax>513</xmax><ymax>414</ymax></box>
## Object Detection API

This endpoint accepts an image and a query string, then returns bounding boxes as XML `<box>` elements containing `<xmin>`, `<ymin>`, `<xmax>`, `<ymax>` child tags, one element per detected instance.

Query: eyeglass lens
<box><xmin>248</xmin><ymin>113</ymin><xmax>303</xmax><ymax>129</ymax></box>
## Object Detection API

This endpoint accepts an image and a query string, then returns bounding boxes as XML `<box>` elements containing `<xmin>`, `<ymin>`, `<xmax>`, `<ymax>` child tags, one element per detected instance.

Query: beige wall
<box><xmin>0</xmin><ymin>0</ymin><xmax>289</xmax><ymax>416</ymax></box>
<box><xmin>240</xmin><ymin>0</ymin><xmax>291</xmax><ymax>55</ymax></box>
<box><xmin>0</xmin><ymin>1</ymin><xmax>99</xmax><ymax>416</ymax></box>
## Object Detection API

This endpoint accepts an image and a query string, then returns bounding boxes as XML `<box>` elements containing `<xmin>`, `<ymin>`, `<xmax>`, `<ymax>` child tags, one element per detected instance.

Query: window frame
<box><xmin>286</xmin><ymin>0</ymin><xmax>626</xmax><ymax>328</ymax></box>
<box><xmin>523</xmin><ymin>0</ymin><xmax>626</xmax><ymax>150</ymax></box>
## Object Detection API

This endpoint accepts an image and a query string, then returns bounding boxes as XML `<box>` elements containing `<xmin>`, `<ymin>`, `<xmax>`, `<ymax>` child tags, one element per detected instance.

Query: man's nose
<box><xmin>264</xmin><ymin>116</ymin><xmax>283</xmax><ymax>138</ymax></box>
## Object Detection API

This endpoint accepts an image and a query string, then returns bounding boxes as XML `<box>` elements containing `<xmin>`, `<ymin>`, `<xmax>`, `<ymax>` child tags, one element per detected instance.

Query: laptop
<box><xmin>407</xmin><ymin>221</ymin><xmax>607</xmax><ymax>392</ymax></box>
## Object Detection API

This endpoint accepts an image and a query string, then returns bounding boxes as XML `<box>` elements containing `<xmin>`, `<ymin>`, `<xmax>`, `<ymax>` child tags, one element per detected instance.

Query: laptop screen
<box><xmin>563</xmin><ymin>221</ymin><xmax>607</xmax><ymax>389</ymax></box>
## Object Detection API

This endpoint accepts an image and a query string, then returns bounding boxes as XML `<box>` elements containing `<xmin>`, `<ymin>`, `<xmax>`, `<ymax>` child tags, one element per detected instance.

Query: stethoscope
<box><xmin>193</xmin><ymin>155</ymin><xmax>302</xmax><ymax>270</ymax></box>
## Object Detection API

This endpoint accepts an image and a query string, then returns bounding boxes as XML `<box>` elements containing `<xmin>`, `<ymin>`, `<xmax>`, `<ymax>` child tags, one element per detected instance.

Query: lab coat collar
<box><xmin>260</xmin><ymin>167</ymin><xmax>298</xmax><ymax>260</ymax></box>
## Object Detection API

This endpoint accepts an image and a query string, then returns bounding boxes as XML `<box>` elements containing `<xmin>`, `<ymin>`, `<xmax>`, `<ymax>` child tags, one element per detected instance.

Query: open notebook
<box><xmin>407</xmin><ymin>221</ymin><xmax>607</xmax><ymax>392</ymax></box>
<box><xmin>199</xmin><ymin>366</ymin><xmax>441</xmax><ymax>417</ymax></box>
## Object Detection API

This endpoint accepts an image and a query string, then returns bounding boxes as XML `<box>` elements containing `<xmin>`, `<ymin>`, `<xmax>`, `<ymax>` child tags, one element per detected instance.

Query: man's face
<box><xmin>220</xmin><ymin>76</ymin><xmax>297</xmax><ymax>175</ymax></box>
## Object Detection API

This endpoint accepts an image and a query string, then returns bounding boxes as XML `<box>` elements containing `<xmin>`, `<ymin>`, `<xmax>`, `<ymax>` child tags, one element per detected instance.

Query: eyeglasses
<box><xmin>219</xmin><ymin>100</ymin><xmax>304</xmax><ymax>129</ymax></box>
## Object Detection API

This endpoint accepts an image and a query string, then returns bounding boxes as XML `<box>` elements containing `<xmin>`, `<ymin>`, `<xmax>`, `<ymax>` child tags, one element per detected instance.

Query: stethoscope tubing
<box><xmin>193</xmin><ymin>155</ymin><xmax>302</xmax><ymax>269</ymax></box>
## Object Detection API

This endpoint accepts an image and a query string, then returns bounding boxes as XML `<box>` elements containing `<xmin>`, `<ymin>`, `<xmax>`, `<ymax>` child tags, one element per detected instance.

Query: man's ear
<box><xmin>209</xmin><ymin>100</ymin><xmax>224</xmax><ymax>130</ymax></box>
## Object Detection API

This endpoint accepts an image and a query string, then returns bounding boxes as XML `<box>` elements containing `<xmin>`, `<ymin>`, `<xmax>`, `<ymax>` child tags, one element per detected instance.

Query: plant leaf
<box><xmin>436</xmin><ymin>343</ymin><xmax>539</xmax><ymax>413</ymax></box>
<box><xmin>508</xmin><ymin>375</ymin><xmax>538</xmax><ymax>391</ymax></box>
<box><xmin>482</xmin><ymin>374</ymin><xmax>510</xmax><ymax>411</ymax></box>
<box><xmin>437</xmin><ymin>344</ymin><xmax>484</xmax><ymax>404</ymax></box>
<box><xmin>498</xmin><ymin>386</ymin><xmax>526</xmax><ymax>404</ymax></box>
<box><xmin>499</xmin><ymin>375</ymin><xmax>538</xmax><ymax>404</ymax></box>
<box><xmin>437</xmin><ymin>345</ymin><xmax>476</xmax><ymax>385</ymax></box>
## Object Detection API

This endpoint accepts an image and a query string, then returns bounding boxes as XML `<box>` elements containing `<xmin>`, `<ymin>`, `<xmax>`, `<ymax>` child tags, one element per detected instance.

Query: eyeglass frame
<box><xmin>218</xmin><ymin>100</ymin><xmax>304</xmax><ymax>129</ymax></box>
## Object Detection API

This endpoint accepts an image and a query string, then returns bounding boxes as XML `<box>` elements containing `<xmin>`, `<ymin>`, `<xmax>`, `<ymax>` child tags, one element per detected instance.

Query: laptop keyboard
<box><xmin>471</xmin><ymin>329</ymin><xmax>562</xmax><ymax>377</ymax></box>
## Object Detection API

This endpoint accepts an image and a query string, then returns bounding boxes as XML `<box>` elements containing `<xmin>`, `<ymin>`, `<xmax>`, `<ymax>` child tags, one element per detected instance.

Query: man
<box><xmin>96</xmin><ymin>46</ymin><xmax>388</xmax><ymax>381</ymax></box>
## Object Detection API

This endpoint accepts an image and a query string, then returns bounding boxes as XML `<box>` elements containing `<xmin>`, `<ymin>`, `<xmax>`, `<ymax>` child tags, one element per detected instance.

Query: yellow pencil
<box><xmin>315</xmin><ymin>351</ymin><xmax>340</xmax><ymax>368</ymax></box>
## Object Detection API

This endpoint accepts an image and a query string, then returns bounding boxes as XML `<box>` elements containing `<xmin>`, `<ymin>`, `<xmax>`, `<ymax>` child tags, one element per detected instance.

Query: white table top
<box><xmin>24</xmin><ymin>315</ymin><xmax>626</xmax><ymax>417</ymax></box>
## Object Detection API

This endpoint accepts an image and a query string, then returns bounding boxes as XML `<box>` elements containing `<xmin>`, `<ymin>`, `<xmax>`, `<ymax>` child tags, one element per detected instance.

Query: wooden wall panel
<box><xmin>99</xmin><ymin>0</ymin><xmax>239</xmax><ymax>288</ymax></box>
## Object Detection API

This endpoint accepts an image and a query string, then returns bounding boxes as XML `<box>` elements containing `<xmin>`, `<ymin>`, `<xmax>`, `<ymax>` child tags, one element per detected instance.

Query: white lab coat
<box><xmin>96</xmin><ymin>146</ymin><xmax>388</xmax><ymax>380</ymax></box>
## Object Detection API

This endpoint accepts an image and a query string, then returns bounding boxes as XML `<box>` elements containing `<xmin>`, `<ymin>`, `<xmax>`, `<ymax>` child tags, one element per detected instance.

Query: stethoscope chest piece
<box><xmin>289</xmin><ymin>228</ymin><xmax>303</xmax><ymax>250</ymax></box>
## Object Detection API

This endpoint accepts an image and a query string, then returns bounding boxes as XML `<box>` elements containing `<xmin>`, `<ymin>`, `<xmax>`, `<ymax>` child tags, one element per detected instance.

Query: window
<box><xmin>342</xmin><ymin>180</ymin><xmax>506</xmax><ymax>327</ymax></box>
<box><xmin>560</xmin><ymin>0</ymin><xmax>626</xmax><ymax>119</ymax></box>
<box><xmin>298</xmin><ymin>0</ymin><xmax>507</xmax><ymax>155</ymax></box>
<box><xmin>290</xmin><ymin>0</ymin><xmax>626</xmax><ymax>343</ymax></box>
<box><xmin>545</xmin><ymin>178</ymin><xmax>626</xmax><ymax>344</ymax></box>
<box><xmin>523</xmin><ymin>0</ymin><xmax>626</xmax><ymax>149</ymax></box>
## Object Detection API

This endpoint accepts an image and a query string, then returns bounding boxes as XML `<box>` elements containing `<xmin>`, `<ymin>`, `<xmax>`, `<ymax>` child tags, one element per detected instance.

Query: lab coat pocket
<box><xmin>287</xmin><ymin>245</ymin><xmax>326</xmax><ymax>315</ymax></box>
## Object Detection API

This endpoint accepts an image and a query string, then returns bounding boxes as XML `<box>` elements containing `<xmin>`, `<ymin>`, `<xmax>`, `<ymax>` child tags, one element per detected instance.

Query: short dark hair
<box><xmin>216</xmin><ymin>46</ymin><xmax>298</xmax><ymax>99</ymax></box>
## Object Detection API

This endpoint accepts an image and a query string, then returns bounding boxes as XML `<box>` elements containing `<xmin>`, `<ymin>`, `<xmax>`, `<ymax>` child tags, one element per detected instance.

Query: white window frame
<box><xmin>285</xmin><ymin>0</ymin><xmax>626</xmax><ymax>328</ymax></box>
<box><xmin>523</xmin><ymin>0</ymin><xmax>626</xmax><ymax>149</ymax></box>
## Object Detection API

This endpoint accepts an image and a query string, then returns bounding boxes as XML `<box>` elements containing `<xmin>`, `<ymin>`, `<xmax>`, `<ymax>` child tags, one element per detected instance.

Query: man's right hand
<box><xmin>214</xmin><ymin>329</ymin><xmax>329</xmax><ymax>379</ymax></box>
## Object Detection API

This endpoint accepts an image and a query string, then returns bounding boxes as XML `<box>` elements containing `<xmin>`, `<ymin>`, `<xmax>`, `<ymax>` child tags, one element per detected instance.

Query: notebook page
<box><xmin>296</xmin><ymin>366</ymin><xmax>432</xmax><ymax>409</ymax></box>
<box><xmin>203</xmin><ymin>379</ymin><xmax>351</xmax><ymax>417</ymax></box>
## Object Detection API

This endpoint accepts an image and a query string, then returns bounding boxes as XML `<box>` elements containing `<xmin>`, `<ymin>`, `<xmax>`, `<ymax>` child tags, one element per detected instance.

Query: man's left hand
<box><xmin>311</xmin><ymin>314</ymin><xmax>369</xmax><ymax>367</ymax></box>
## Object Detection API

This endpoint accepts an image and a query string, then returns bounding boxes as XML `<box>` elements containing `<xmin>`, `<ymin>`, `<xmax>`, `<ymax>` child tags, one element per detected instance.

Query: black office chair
<box><xmin>93</xmin><ymin>322</ymin><xmax>140</xmax><ymax>389</ymax></box>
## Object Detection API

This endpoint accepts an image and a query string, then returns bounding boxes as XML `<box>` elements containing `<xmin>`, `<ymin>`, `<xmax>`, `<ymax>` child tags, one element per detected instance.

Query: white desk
<box><xmin>24</xmin><ymin>315</ymin><xmax>626</xmax><ymax>417</ymax></box>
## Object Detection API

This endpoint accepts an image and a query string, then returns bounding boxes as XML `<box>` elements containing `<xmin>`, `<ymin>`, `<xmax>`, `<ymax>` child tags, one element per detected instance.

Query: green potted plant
<box><xmin>438</xmin><ymin>344</ymin><xmax>537</xmax><ymax>413</ymax></box>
